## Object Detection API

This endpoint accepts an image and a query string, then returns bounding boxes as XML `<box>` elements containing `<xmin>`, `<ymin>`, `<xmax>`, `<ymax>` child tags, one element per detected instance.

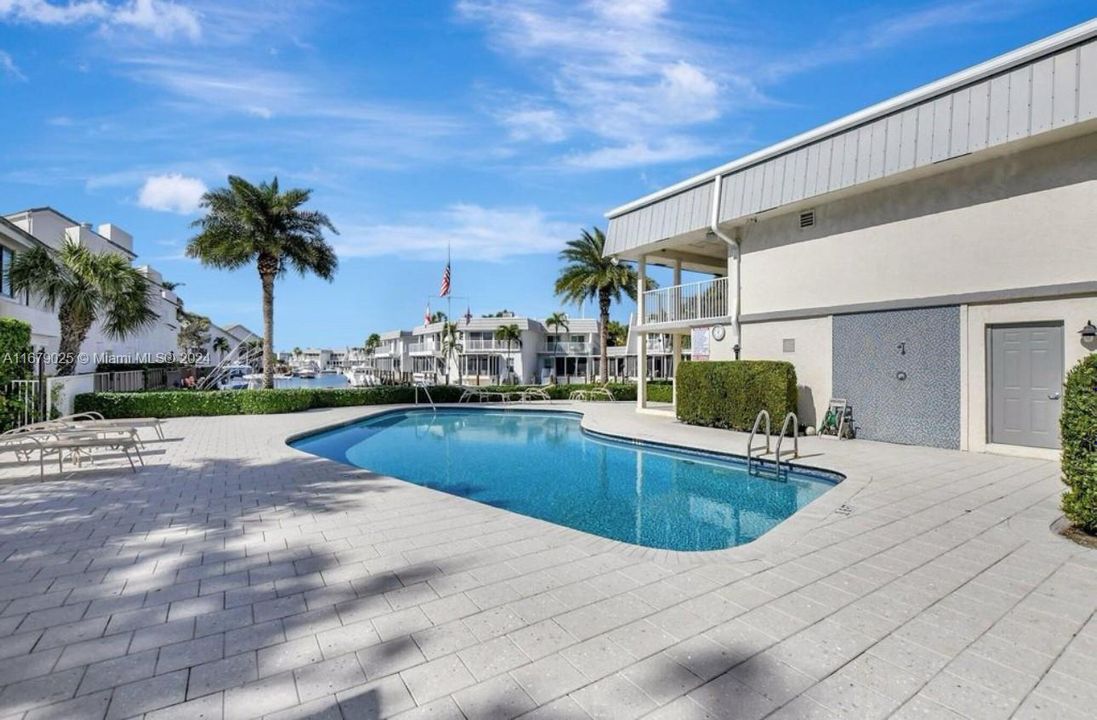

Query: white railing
<box><xmin>542</xmin><ymin>341</ymin><xmax>590</xmax><ymax>354</ymax></box>
<box><xmin>408</xmin><ymin>342</ymin><xmax>436</xmax><ymax>354</ymax></box>
<box><xmin>464</xmin><ymin>338</ymin><xmax>520</xmax><ymax>351</ymax></box>
<box><xmin>642</xmin><ymin>276</ymin><xmax>729</xmax><ymax>326</ymax></box>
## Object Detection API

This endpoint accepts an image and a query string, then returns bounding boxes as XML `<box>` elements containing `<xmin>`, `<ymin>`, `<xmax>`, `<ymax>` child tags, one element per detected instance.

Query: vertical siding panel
<box><xmin>781</xmin><ymin>154</ymin><xmax>796</xmax><ymax>204</ymax></box>
<box><xmin>791</xmin><ymin>149</ymin><xmax>807</xmax><ymax>201</ymax></box>
<box><xmin>1030</xmin><ymin>57</ymin><xmax>1054</xmax><ymax>134</ymax></box>
<box><xmin>969</xmin><ymin>80</ymin><xmax>991</xmax><ymax>150</ymax></box>
<box><xmin>931</xmin><ymin>97</ymin><xmax>952</xmax><ymax>162</ymax></box>
<box><xmin>637</xmin><ymin>206</ymin><xmax>653</xmax><ymax>247</ymax></box>
<box><xmin>651</xmin><ymin>200</ymin><xmax>667</xmax><ymax>242</ymax></box>
<box><xmin>915</xmin><ymin>103</ymin><xmax>935</xmax><ymax>166</ymax></box>
<box><xmin>855</xmin><ymin>125</ymin><xmax>873</xmax><ymax>183</ymax></box>
<box><xmin>839</xmin><ymin>131</ymin><xmax>857</xmax><ymax>188</ymax></box>
<box><xmin>1053</xmin><ymin>47</ymin><xmax>1079</xmax><ymax>128</ymax></box>
<box><xmin>988</xmin><ymin>74</ymin><xmax>1011</xmax><ymax>145</ymax></box>
<box><xmin>697</xmin><ymin>182</ymin><xmax>713</xmax><ymax>228</ymax></box>
<box><xmin>750</xmin><ymin>164</ymin><xmax>766</xmax><ymax>214</ymax></box>
<box><xmin>950</xmin><ymin>87</ymin><xmax>971</xmax><ymax>156</ymax></box>
<box><xmin>828</xmin><ymin>135</ymin><xmax>845</xmax><ymax>190</ymax></box>
<box><xmin>1079</xmin><ymin>41</ymin><xmax>1097</xmax><ymax>120</ymax></box>
<box><xmin>804</xmin><ymin>143</ymin><xmax>820</xmax><ymax>198</ymax></box>
<box><xmin>726</xmin><ymin>173</ymin><xmax>744</xmax><ymax>220</ymax></box>
<box><xmin>884</xmin><ymin>114</ymin><xmax>903</xmax><ymax>175</ymax></box>
<box><xmin>869</xmin><ymin>119</ymin><xmax>887</xmax><ymax>179</ymax></box>
<box><xmin>671</xmin><ymin>190</ymin><xmax>689</xmax><ymax>237</ymax></box>
<box><xmin>764</xmin><ymin>157</ymin><xmax>783</xmax><ymax>210</ymax></box>
<box><xmin>1007</xmin><ymin>65</ymin><xmax>1032</xmax><ymax>141</ymax></box>
<box><xmin>898</xmin><ymin>108</ymin><xmax>918</xmax><ymax>171</ymax></box>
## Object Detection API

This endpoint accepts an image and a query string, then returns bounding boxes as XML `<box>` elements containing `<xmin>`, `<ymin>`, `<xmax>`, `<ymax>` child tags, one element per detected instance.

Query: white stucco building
<box><xmin>0</xmin><ymin>207</ymin><xmax>252</xmax><ymax>374</ymax></box>
<box><xmin>604</xmin><ymin>20</ymin><xmax>1097</xmax><ymax>458</ymax></box>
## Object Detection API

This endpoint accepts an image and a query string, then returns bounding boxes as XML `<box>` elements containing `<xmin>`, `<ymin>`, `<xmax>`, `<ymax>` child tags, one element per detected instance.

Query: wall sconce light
<box><xmin>1080</xmin><ymin>320</ymin><xmax>1097</xmax><ymax>341</ymax></box>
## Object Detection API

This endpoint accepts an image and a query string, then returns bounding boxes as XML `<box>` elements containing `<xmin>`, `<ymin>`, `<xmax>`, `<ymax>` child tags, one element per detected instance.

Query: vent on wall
<box><xmin>783</xmin><ymin>338</ymin><xmax>796</xmax><ymax>353</ymax></box>
<box><xmin>799</xmin><ymin>210</ymin><xmax>815</xmax><ymax>229</ymax></box>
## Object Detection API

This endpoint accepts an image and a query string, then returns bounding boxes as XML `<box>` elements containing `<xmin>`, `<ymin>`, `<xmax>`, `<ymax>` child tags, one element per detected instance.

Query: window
<box><xmin>0</xmin><ymin>246</ymin><xmax>13</xmax><ymax>298</ymax></box>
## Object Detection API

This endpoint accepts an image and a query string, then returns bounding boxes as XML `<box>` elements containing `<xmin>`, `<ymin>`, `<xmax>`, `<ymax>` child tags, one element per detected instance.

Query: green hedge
<box><xmin>675</xmin><ymin>360</ymin><xmax>797</xmax><ymax>431</ymax></box>
<box><xmin>73</xmin><ymin>381</ymin><xmax>665</xmax><ymax>419</ymax></box>
<box><xmin>0</xmin><ymin>318</ymin><xmax>33</xmax><ymax>431</ymax></box>
<box><xmin>1062</xmin><ymin>354</ymin><xmax>1097</xmax><ymax>533</ymax></box>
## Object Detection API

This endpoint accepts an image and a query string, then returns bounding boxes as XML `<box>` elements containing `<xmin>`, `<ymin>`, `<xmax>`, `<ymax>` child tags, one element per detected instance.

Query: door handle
<box><xmin>1049</xmin><ymin>392</ymin><xmax>1061</xmax><ymax>400</ymax></box>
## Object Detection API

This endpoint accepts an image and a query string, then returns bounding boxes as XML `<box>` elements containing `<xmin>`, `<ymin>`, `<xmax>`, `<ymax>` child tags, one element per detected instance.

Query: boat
<box><xmin>218</xmin><ymin>364</ymin><xmax>255</xmax><ymax>391</ymax></box>
<box><xmin>344</xmin><ymin>365</ymin><xmax>381</xmax><ymax>387</ymax></box>
<box><xmin>321</xmin><ymin>367</ymin><xmax>338</xmax><ymax>374</ymax></box>
<box><xmin>296</xmin><ymin>362</ymin><xmax>319</xmax><ymax>379</ymax></box>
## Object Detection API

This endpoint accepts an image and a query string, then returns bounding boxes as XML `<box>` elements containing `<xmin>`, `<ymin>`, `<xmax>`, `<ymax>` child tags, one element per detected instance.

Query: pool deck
<box><xmin>0</xmin><ymin>402</ymin><xmax>1094</xmax><ymax>719</ymax></box>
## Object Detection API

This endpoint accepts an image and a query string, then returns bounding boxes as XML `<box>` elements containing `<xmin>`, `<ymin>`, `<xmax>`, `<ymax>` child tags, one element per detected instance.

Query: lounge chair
<box><xmin>458</xmin><ymin>387</ymin><xmax>507</xmax><ymax>403</ymax></box>
<box><xmin>569</xmin><ymin>386</ymin><xmax>616</xmax><ymax>402</ymax></box>
<box><xmin>516</xmin><ymin>388</ymin><xmax>551</xmax><ymax>402</ymax></box>
<box><xmin>52</xmin><ymin>412</ymin><xmax>165</xmax><ymax>441</ymax></box>
<box><xmin>0</xmin><ymin>426</ymin><xmax>144</xmax><ymax>478</ymax></box>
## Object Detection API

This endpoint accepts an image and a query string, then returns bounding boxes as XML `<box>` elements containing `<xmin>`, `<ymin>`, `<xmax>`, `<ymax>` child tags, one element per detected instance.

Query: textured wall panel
<box><xmin>832</xmin><ymin>306</ymin><xmax>961</xmax><ymax>449</ymax></box>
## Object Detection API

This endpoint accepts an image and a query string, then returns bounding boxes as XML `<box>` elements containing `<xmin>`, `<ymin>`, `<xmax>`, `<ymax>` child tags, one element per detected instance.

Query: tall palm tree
<box><xmin>545</xmin><ymin>311</ymin><xmax>569</xmax><ymax>381</ymax></box>
<box><xmin>187</xmin><ymin>176</ymin><xmax>338</xmax><ymax>389</ymax></box>
<box><xmin>429</xmin><ymin>311</ymin><xmax>447</xmax><ymax>324</ymax></box>
<box><xmin>8</xmin><ymin>242</ymin><xmax>157</xmax><ymax>376</ymax></box>
<box><xmin>440</xmin><ymin>322</ymin><xmax>463</xmax><ymax>385</ymax></box>
<box><xmin>177</xmin><ymin>310</ymin><xmax>211</xmax><ymax>360</ymax></box>
<box><xmin>212</xmin><ymin>336</ymin><xmax>231</xmax><ymax>362</ymax></box>
<box><xmin>364</xmin><ymin>333</ymin><xmax>381</xmax><ymax>355</ymax></box>
<box><xmin>494</xmin><ymin>324</ymin><xmax>522</xmax><ymax>384</ymax></box>
<box><xmin>555</xmin><ymin>227</ymin><xmax>646</xmax><ymax>383</ymax></box>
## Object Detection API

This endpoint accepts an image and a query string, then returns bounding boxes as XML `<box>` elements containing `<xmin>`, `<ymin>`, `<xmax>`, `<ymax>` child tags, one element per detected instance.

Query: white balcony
<box><xmin>541</xmin><ymin>341</ymin><xmax>591</xmax><ymax>355</ymax></box>
<box><xmin>408</xmin><ymin>341</ymin><xmax>437</xmax><ymax>354</ymax></box>
<box><xmin>464</xmin><ymin>338</ymin><xmax>518</xmax><ymax>351</ymax></box>
<box><xmin>641</xmin><ymin>276</ymin><xmax>730</xmax><ymax>328</ymax></box>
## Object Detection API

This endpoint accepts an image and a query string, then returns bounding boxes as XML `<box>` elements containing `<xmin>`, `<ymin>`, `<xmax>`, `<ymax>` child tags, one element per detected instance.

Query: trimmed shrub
<box><xmin>1061</xmin><ymin>353</ymin><xmax>1097</xmax><ymax>533</ymax></box>
<box><xmin>675</xmin><ymin>360</ymin><xmax>797</xmax><ymax>432</ymax></box>
<box><xmin>73</xmin><ymin>381</ymin><xmax>665</xmax><ymax>419</ymax></box>
<box><xmin>0</xmin><ymin>318</ymin><xmax>33</xmax><ymax>430</ymax></box>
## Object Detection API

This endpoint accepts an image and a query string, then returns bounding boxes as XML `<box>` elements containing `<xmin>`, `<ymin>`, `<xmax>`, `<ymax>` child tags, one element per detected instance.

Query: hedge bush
<box><xmin>73</xmin><ymin>381</ymin><xmax>663</xmax><ymax>419</ymax></box>
<box><xmin>675</xmin><ymin>360</ymin><xmax>797</xmax><ymax>431</ymax></box>
<box><xmin>1061</xmin><ymin>354</ymin><xmax>1097</xmax><ymax>533</ymax></box>
<box><xmin>0</xmin><ymin>319</ymin><xmax>33</xmax><ymax>431</ymax></box>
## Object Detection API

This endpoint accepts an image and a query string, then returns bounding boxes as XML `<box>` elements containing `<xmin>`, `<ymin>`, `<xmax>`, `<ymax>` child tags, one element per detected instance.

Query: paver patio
<box><xmin>1</xmin><ymin>402</ymin><xmax>1095</xmax><ymax>719</ymax></box>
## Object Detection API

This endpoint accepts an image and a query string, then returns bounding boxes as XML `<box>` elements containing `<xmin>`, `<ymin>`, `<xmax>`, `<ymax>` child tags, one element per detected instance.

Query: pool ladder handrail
<box><xmin>747</xmin><ymin>410</ymin><xmax>771</xmax><ymax>475</ymax></box>
<box><xmin>774</xmin><ymin>412</ymin><xmax>800</xmax><ymax>478</ymax></box>
<box><xmin>414</xmin><ymin>382</ymin><xmax>436</xmax><ymax>411</ymax></box>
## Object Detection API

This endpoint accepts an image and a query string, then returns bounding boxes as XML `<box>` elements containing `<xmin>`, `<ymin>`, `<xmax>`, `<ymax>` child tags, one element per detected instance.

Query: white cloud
<box><xmin>335</xmin><ymin>204</ymin><xmax>577</xmax><ymax>262</ymax></box>
<box><xmin>137</xmin><ymin>172</ymin><xmax>207</xmax><ymax>213</ymax></box>
<box><xmin>0</xmin><ymin>49</ymin><xmax>25</xmax><ymax>80</ymax></box>
<box><xmin>499</xmin><ymin>106</ymin><xmax>567</xmax><ymax>143</ymax></box>
<box><xmin>0</xmin><ymin>0</ymin><xmax>200</xmax><ymax>41</ymax></box>
<box><xmin>563</xmin><ymin>137</ymin><xmax>714</xmax><ymax>170</ymax></box>
<box><xmin>457</xmin><ymin>0</ymin><xmax>748</xmax><ymax>166</ymax></box>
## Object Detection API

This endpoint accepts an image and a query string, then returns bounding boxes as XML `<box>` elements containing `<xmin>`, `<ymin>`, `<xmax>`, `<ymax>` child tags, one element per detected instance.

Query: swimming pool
<box><xmin>290</xmin><ymin>408</ymin><xmax>841</xmax><ymax>551</ymax></box>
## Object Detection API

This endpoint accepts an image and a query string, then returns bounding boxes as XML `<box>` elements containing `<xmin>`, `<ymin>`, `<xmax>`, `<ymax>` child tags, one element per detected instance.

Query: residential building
<box><xmin>603</xmin><ymin>19</ymin><xmax>1097</xmax><ymax>457</ymax></box>
<box><xmin>1</xmin><ymin>207</ymin><xmax>249</xmax><ymax>373</ymax></box>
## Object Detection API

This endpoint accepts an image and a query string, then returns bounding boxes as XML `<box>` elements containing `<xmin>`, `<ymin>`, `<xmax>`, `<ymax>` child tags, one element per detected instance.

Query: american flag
<box><xmin>439</xmin><ymin>262</ymin><xmax>451</xmax><ymax>297</ymax></box>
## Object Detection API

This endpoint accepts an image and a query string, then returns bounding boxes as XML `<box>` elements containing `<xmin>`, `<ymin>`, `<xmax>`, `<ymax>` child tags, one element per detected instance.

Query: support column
<box><xmin>672</xmin><ymin>259</ymin><xmax>682</xmax><ymax>410</ymax></box>
<box><xmin>636</xmin><ymin>255</ymin><xmax>647</xmax><ymax>410</ymax></box>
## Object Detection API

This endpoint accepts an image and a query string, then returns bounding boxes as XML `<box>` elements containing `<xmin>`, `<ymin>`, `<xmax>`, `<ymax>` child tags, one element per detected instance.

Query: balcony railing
<box><xmin>408</xmin><ymin>342</ymin><xmax>437</xmax><ymax>354</ymax></box>
<box><xmin>464</xmin><ymin>338</ymin><xmax>518</xmax><ymax>351</ymax></box>
<box><xmin>542</xmin><ymin>341</ymin><xmax>590</xmax><ymax>354</ymax></box>
<box><xmin>642</xmin><ymin>276</ymin><xmax>729</xmax><ymax>326</ymax></box>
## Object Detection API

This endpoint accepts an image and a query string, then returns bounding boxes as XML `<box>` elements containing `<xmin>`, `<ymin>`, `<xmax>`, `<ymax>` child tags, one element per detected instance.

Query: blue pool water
<box><xmin>290</xmin><ymin>409</ymin><xmax>840</xmax><ymax>551</ymax></box>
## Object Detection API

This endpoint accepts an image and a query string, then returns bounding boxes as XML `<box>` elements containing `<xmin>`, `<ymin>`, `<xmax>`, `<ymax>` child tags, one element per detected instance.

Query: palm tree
<box><xmin>494</xmin><ymin>324</ymin><xmax>522</xmax><ymax>384</ymax></box>
<box><xmin>429</xmin><ymin>311</ymin><xmax>447</xmax><ymax>324</ymax></box>
<box><xmin>177</xmin><ymin>310</ymin><xmax>211</xmax><ymax>360</ymax></box>
<box><xmin>212</xmin><ymin>336</ymin><xmax>231</xmax><ymax>362</ymax></box>
<box><xmin>8</xmin><ymin>242</ymin><xmax>157</xmax><ymax>376</ymax></box>
<box><xmin>364</xmin><ymin>333</ymin><xmax>381</xmax><ymax>356</ymax></box>
<box><xmin>440</xmin><ymin>322</ymin><xmax>462</xmax><ymax>385</ymax></box>
<box><xmin>555</xmin><ymin>227</ymin><xmax>646</xmax><ymax>383</ymax></box>
<box><xmin>605</xmin><ymin>320</ymin><xmax>628</xmax><ymax>347</ymax></box>
<box><xmin>187</xmin><ymin>176</ymin><xmax>338</xmax><ymax>389</ymax></box>
<box><xmin>545</xmin><ymin>311</ymin><xmax>569</xmax><ymax>381</ymax></box>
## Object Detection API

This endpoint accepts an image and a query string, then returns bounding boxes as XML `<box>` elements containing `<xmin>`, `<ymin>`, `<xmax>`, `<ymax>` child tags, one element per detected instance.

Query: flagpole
<box><xmin>446</xmin><ymin>239</ymin><xmax>452</xmax><ymax>324</ymax></box>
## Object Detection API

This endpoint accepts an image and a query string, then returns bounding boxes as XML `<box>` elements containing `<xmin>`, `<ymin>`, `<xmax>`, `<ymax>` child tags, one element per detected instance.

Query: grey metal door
<box><xmin>988</xmin><ymin>323</ymin><xmax>1064</xmax><ymax>448</ymax></box>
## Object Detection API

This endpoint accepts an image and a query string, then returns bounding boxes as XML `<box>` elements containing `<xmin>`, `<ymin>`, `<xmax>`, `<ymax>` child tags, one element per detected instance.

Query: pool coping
<box><xmin>283</xmin><ymin>402</ymin><xmax>868</xmax><ymax>565</ymax></box>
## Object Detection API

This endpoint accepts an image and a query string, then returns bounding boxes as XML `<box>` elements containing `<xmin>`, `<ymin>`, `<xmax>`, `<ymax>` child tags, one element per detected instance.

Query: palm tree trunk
<box><xmin>599</xmin><ymin>289</ymin><xmax>611</xmax><ymax>384</ymax></box>
<box><xmin>260</xmin><ymin>269</ymin><xmax>276</xmax><ymax>390</ymax></box>
<box><xmin>56</xmin><ymin>303</ymin><xmax>90</xmax><ymax>377</ymax></box>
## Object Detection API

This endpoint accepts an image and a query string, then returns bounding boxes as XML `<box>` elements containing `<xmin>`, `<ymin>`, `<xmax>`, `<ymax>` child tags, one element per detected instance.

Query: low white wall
<box><xmin>46</xmin><ymin>374</ymin><xmax>95</xmax><ymax>417</ymax></box>
<box><xmin>740</xmin><ymin>316</ymin><xmax>832</xmax><ymax>426</ymax></box>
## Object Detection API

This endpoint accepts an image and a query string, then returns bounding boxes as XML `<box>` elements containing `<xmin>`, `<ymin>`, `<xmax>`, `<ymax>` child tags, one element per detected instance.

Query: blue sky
<box><xmin>1</xmin><ymin>0</ymin><xmax>1094</xmax><ymax>349</ymax></box>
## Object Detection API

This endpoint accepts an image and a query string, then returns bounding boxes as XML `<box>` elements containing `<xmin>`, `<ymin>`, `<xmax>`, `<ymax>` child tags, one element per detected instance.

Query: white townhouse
<box><xmin>604</xmin><ymin>20</ymin><xmax>1097</xmax><ymax>458</ymax></box>
<box><xmin>371</xmin><ymin>330</ymin><xmax>412</xmax><ymax>377</ymax></box>
<box><xmin>1</xmin><ymin>207</ymin><xmax>251</xmax><ymax>373</ymax></box>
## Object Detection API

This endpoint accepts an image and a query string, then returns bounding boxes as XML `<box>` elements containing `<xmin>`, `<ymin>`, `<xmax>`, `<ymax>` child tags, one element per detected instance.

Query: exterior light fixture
<box><xmin>1080</xmin><ymin>320</ymin><xmax>1097</xmax><ymax>340</ymax></box>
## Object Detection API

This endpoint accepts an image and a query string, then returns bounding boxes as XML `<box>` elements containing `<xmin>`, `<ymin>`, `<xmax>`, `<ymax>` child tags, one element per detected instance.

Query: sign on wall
<box><xmin>692</xmin><ymin>327</ymin><xmax>710</xmax><ymax>361</ymax></box>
